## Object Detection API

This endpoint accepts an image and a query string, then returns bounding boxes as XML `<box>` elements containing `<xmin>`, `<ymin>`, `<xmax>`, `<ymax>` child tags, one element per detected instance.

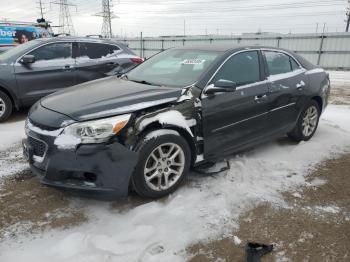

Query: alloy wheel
<box><xmin>144</xmin><ymin>142</ymin><xmax>185</xmax><ymax>191</ymax></box>
<box><xmin>302</xmin><ymin>105</ymin><xmax>318</xmax><ymax>137</ymax></box>
<box><xmin>0</xmin><ymin>97</ymin><xmax>6</xmax><ymax>118</ymax></box>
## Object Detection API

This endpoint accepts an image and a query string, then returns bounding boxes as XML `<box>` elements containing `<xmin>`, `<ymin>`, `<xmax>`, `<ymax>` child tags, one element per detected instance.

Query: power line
<box><xmin>95</xmin><ymin>0</ymin><xmax>118</xmax><ymax>38</ymax></box>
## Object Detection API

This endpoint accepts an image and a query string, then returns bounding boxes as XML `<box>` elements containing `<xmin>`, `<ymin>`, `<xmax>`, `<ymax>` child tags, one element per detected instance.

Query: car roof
<box><xmin>175</xmin><ymin>43</ymin><xmax>295</xmax><ymax>52</ymax></box>
<box><xmin>38</xmin><ymin>36</ymin><xmax>124</xmax><ymax>45</ymax></box>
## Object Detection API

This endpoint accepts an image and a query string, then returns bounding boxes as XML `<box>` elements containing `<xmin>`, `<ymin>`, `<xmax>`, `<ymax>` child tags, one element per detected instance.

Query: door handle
<box><xmin>296</xmin><ymin>80</ymin><xmax>306</xmax><ymax>90</ymax></box>
<box><xmin>62</xmin><ymin>65</ymin><xmax>74</xmax><ymax>70</ymax></box>
<box><xmin>254</xmin><ymin>94</ymin><xmax>268</xmax><ymax>103</ymax></box>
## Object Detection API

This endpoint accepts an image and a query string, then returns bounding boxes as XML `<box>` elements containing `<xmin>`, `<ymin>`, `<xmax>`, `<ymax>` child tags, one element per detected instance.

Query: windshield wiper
<box><xmin>129</xmin><ymin>79</ymin><xmax>161</xmax><ymax>86</ymax></box>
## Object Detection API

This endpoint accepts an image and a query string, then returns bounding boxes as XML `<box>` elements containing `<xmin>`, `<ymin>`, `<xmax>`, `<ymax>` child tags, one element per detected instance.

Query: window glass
<box><xmin>290</xmin><ymin>57</ymin><xmax>300</xmax><ymax>71</ymax></box>
<box><xmin>127</xmin><ymin>49</ymin><xmax>221</xmax><ymax>87</ymax></box>
<box><xmin>264</xmin><ymin>51</ymin><xmax>292</xmax><ymax>75</ymax></box>
<box><xmin>29</xmin><ymin>42</ymin><xmax>72</xmax><ymax>61</ymax></box>
<box><xmin>78</xmin><ymin>42</ymin><xmax>120</xmax><ymax>59</ymax></box>
<box><xmin>212</xmin><ymin>51</ymin><xmax>260</xmax><ymax>86</ymax></box>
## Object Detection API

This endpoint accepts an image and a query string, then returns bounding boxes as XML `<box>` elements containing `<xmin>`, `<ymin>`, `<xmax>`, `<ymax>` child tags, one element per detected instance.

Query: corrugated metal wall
<box><xmin>116</xmin><ymin>33</ymin><xmax>350</xmax><ymax>69</ymax></box>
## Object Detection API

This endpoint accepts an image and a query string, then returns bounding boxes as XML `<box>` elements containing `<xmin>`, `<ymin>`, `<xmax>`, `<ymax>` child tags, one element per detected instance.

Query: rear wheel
<box><xmin>288</xmin><ymin>100</ymin><xmax>320</xmax><ymax>142</ymax></box>
<box><xmin>131</xmin><ymin>130</ymin><xmax>191</xmax><ymax>198</ymax></box>
<box><xmin>0</xmin><ymin>91</ymin><xmax>13</xmax><ymax>122</ymax></box>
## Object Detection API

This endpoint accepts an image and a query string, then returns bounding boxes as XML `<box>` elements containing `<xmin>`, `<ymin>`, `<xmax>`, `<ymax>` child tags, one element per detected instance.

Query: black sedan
<box><xmin>23</xmin><ymin>45</ymin><xmax>330</xmax><ymax>198</ymax></box>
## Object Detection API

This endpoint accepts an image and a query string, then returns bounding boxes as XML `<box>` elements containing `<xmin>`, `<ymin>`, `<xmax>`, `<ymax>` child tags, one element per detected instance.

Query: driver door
<box><xmin>14</xmin><ymin>42</ymin><xmax>76</xmax><ymax>106</ymax></box>
<box><xmin>201</xmin><ymin>50</ymin><xmax>270</xmax><ymax>159</ymax></box>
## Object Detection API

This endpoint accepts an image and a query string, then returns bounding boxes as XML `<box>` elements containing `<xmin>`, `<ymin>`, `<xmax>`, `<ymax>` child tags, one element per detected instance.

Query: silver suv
<box><xmin>0</xmin><ymin>37</ymin><xmax>143</xmax><ymax>121</ymax></box>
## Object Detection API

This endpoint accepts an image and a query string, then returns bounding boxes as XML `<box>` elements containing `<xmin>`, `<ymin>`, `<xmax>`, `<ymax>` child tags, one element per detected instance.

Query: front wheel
<box><xmin>0</xmin><ymin>91</ymin><xmax>13</xmax><ymax>122</ymax></box>
<box><xmin>288</xmin><ymin>100</ymin><xmax>320</xmax><ymax>142</ymax></box>
<box><xmin>131</xmin><ymin>130</ymin><xmax>191</xmax><ymax>198</ymax></box>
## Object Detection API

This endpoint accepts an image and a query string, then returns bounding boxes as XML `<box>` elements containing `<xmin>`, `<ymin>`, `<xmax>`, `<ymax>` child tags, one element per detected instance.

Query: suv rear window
<box><xmin>77</xmin><ymin>42</ymin><xmax>120</xmax><ymax>59</ymax></box>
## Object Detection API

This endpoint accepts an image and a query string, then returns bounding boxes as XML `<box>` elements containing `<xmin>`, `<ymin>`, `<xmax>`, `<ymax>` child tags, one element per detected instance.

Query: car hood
<box><xmin>41</xmin><ymin>76</ymin><xmax>182</xmax><ymax>122</ymax></box>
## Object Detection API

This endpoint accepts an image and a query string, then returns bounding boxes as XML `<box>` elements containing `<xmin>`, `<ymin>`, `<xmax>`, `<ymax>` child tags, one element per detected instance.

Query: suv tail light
<box><xmin>130</xmin><ymin>57</ymin><xmax>144</xmax><ymax>64</ymax></box>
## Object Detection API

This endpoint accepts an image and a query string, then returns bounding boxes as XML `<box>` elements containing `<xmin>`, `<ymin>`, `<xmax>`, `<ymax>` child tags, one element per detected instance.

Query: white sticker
<box><xmin>181</xmin><ymin>59</ymin><xmax>205</xmax><ymax>65</ymax></box>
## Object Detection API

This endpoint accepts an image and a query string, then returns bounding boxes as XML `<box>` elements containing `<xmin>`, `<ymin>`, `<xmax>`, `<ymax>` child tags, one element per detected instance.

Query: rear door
<box><xmin>262</xmin><ymin>50</ymin><xmax>308</xmax><ymax>133</ymax></box>
<box><xmin>14</xmin><ymin>42</ymin><xmax>76</xmax><ymax>106</ymax></box>
<box><xmin>75</xmin><ymin>42</ymin><xmax>121</xmax><ymax>84</ymax></box>
<box><xmin>201</xmin><ymin>50</ymin><xmax>270</xmax><ymax>159</ymax></box>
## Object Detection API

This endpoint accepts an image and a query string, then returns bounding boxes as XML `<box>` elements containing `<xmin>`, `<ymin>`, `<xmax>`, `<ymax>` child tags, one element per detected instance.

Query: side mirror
<box><xmin>20</xmin><ymin>55</ymin><xmax>35</xmax><ymax>64</ymax></box>
<box><xmin>205</xmin><ymin>79</ymin><xmax>237</xmax><ymax>95</ymax></box>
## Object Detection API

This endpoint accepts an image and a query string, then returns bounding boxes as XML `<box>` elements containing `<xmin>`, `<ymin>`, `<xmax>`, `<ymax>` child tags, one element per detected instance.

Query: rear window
<box><xmin>77</xmin><ymin>42</ymin><xmax>120</xmax><ymax>59</ymax></box>
<box><xmin>264</xmin><ymin>51</ymin><xmax>300</xmax><ymax>75</ymax></box>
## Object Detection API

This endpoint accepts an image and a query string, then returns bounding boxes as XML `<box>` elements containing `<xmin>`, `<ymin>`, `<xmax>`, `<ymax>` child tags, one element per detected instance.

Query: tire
<box><xmin>131</xmin><ymin>130</ymin><xmax>191</xmax><ymax>198</ymax></box>
<box><xmin>0</xmin><ymin>91</ymin><xmax>13</xmax><ymax>122</ymax></box>
<box><xmin>288</xmin><ymin>100</ymin><xmax>320</xmax><ymax>142</ymax></box>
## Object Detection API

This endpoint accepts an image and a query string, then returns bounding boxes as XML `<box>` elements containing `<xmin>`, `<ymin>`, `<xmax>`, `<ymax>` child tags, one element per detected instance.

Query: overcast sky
<box><xmin>1</xmin><ymin>0</ymin><xmax>348</xmax><ymax>37</ymax></box>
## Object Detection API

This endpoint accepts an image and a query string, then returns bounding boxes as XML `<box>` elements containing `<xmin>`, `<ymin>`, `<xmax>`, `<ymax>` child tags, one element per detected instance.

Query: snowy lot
<box><xmin>0</xmin><ymin>71</ymin><xmax>350</xmax><ymax>261</ymax></box>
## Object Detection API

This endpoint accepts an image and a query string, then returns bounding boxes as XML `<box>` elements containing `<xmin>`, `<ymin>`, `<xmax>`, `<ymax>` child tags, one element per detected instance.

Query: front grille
<box><xmin>28</xmin><ymin>136</ymin><xmax>47</xmax><ymax>157</ymax></box>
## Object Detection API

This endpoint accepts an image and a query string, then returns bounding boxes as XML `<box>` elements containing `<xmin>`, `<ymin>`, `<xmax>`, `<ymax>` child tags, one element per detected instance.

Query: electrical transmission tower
<box><xmin>346</xmin><ymin>0</ymin><xmax>350</xmax><ymax>32</ymax></box>
<box><xmin>51</xmin><ymin>0</ymin><xmax>76</xmax><ymax>36</ymax></box>
<box><xmin>95</xmin><ymin>0</ymin><xmax>118</xmax><ymax>38</ymax></box>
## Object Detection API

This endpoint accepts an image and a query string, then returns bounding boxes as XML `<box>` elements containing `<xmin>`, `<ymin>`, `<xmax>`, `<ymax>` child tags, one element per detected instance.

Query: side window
<box><xmin>212</xmin><ymin>51</ymin><xmax>260</xmax><ymax>86</ymax></box>
<box><xmin>29</xmin><ymin>42</ymin><xmax>72</xmax><ymax>61</ymax></box>
<box><xmin>264</xmin><ymin>51</ymin><xmax>294</xmax><ymax>75</ymax></box>
<box><xmin>290</xmin><ymin>57</ymin><xmax>300</xmax><ymax>71</ymax></box>
<box><xmin>78</xmin><ymin>42</ymin><xmax>120</xmax><ymax>59</ymax></box>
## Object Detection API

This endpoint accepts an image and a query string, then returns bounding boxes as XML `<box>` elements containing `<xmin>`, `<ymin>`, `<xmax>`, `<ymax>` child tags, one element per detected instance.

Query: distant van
<box><xmin>0</xmin><ymin>21</ymin><xmax>53</xmax><ymax>52</ymax></box>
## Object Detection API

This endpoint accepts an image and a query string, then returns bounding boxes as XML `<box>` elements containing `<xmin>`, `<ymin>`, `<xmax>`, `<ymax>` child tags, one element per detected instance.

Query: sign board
<box><xmin>0</xmin><ymin>25</ymin><xmax>53</xmax><ymax>46</ymax></box>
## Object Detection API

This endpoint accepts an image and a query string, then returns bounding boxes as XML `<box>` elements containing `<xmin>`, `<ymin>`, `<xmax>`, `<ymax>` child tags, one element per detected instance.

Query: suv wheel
<box><xmin>288</xmin><ymin>100</ymin><xmax>320</xmax><ymax>142</ymax></box>
<box><xmin>0</xmin><ymin>91</ymin><xmax>13</xmax><ymax>122</ymax></box>
<box><xmin>131</xmin><ymin>130</ymin><xmax>191</xmax><ymax>198</ymax></box>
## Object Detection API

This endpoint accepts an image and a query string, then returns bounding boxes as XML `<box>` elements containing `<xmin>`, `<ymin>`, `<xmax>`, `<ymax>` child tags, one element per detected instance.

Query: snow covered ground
<box><xmin>0</xmin><ymin>71</ymin><xmax>349</xmax><ymax>262</ymax></box>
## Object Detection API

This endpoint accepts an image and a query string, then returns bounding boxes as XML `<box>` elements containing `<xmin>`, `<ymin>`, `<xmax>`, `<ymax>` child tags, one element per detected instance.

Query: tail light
<box><xmin>130</xmin><ymin>57</ymin><xmax>144</xmax><ymax>64</ymax></box>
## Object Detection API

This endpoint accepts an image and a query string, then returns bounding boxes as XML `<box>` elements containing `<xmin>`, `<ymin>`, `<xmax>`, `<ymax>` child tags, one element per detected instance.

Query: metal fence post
<box><xmin>140</xmin><ymin>32</ymin><xmax>143</xmax><ymax>58</ymax></box>
<box><xmin>161</xmin><ymin>39</ymin><xmax>164</xmax><ymax>51</ymax></box>
<box><xmin>277</xmin><ymin>37</ymin><xmax>281</xmax><ymax>48</ymax></box>
<box><xmin>317</xmin><ymin>34</ymin><xmax>326</xmax><ymax>66</ymax></box>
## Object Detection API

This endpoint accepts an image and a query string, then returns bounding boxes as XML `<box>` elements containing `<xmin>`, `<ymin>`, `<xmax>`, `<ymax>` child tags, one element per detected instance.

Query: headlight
<box><xmin>64</xmin><ymin>114</ymin><xmax>131</xmax><ymax>144</ymax></box>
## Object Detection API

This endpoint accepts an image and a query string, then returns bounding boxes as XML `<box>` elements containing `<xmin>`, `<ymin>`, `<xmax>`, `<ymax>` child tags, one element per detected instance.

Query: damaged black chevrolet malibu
<box><xmin>23</xmin><ymin>45</ymin><xmax>330</xmax><ymax>198</ymax></box>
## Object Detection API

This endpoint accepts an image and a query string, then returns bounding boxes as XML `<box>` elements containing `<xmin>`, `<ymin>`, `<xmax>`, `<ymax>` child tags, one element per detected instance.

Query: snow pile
<box><xmin>0</xmin><ymin>120</ymin><xmax>25</xmax><ymax>151</ymax></box>
<box><xmin>328</xmin><ymin>71</ymin><xmax>350</xmax><ymax>86</ymax></box>
<box><xmin>0</xmin><ymin>105</ymin><xmax>350</xmax><ymax>261</ymax></box>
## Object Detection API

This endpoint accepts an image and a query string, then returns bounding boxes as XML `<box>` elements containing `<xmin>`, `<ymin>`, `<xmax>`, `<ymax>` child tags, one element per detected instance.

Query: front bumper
<box><xmin>23</xmin><ymin>130</ymin><xmax>138</xmax><ymax>198</ymax></box>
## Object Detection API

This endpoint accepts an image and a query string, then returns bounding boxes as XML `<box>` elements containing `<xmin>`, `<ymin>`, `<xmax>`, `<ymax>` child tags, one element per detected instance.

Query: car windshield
<box><xmin>0</xmin><ymin>40</ymin><xmax>41</xmax><ymax>60</ymax></box>
<box><xmin>127</xmin><ymin>49</ymin><xmax>222</xmax><ymax>87</ymax></box>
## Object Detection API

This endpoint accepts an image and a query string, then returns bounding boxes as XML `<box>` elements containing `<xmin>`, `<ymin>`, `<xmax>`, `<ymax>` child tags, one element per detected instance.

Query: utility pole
<box><xmin>95</xmin><ymin>0</ymin><xmax>118</xmax><ymax>38</ymax></box>
<box><xmin>346</xmin><ymin>0</ymin><xmax>350</xmax><ymax>32</ymax></box>
<box><xmin>51</xmin><ymin>0</ymin><xmax>76</xmax><ymax>35</ymax></box>
<box><xmin>37</xmin><ymin>0</ymin><xmax>45</xmax><ymax>19</ymax></box>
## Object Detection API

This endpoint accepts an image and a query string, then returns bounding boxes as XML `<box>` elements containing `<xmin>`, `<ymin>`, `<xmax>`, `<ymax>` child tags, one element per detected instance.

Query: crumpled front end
<box><xmin>23</xmin><ymin>104</ymin><xmax>138</xmax><ymax>198</ymax></box>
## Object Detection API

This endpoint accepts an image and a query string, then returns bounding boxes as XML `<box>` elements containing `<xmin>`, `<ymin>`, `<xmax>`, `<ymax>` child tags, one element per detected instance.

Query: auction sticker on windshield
<box><xmin>181</xmin><ymin>59</ymin><xmax>205</xmax><ymax>65</ymax></box>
